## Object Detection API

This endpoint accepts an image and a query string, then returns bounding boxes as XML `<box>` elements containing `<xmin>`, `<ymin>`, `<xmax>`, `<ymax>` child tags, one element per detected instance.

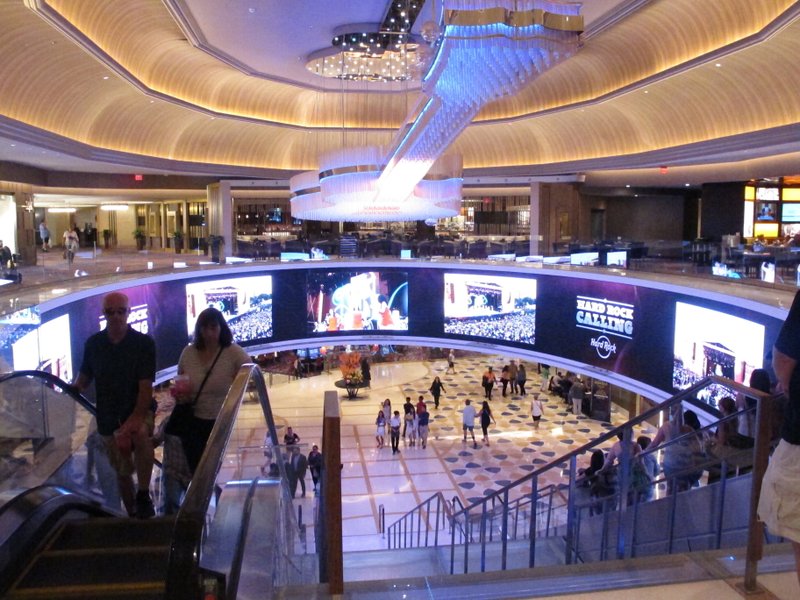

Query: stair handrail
<box><xmin>494</xmin><ymin>402</ymin><xmax>759</xmax><ymax>543</ymax></box>
<box><xmin>165</xmin><ymin>363</ymin><xmax>284</xmax><ymax>599</ymax></box>
<box><xmin>383</xmin><ymin>376</ymin><xmax>751</xmax><ymax>552</ymax></box>
<box><xmin>449</xmin><ymin>375</ymin><xmax>763</xmax><ymax>524</ymax></box>
<box><xmin>443</xmin><ymin>375</ymin><xmax>773</xmax><ymax>573</ymax></box>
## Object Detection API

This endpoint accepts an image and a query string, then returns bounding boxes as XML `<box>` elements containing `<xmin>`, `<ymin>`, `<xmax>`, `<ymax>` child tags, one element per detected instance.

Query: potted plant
<box><xmin>172</xmin><ymin>230</ymin><xmax>184</xmax><ymax>254</ymax></box>
<box><xmin>132</xmin><ymin>228</ymin><xmax>146</xmax><ymax>251</ymax></box>
<box><xmin>208</xmin><ymin>234</ymin><xmax>225</xmax><ymax>263</ymax></box>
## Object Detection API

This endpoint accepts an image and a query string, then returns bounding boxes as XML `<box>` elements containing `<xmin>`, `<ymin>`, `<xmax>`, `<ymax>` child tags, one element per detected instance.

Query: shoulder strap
<box><xmin>190</xmin><ymin>346</ymin><xmax>224</xmax><ymax>406</ymax></box>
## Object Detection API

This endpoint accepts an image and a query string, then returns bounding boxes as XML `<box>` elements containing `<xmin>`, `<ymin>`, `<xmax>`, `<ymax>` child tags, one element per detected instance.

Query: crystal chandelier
<box><xmin>292</xmin><ymin>1</ymin><xmax>583</xmax><ymax>222</ymax></box>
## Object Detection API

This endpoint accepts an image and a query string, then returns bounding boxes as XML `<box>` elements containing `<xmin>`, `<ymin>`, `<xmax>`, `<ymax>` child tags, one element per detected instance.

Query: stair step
<box><xmin>11</xmin><ymin>546</ymin><xmax>170</xmax><ymax>593</ymax></box>
<box><xmin>6</xmin><ymin>580</ymin><xmax>164</xmax><ymax>599</ymax></box>
<box><xmin>48</xmin><ymin>516</ymin><xmax>175</xmax><ymax>550</ymax></box>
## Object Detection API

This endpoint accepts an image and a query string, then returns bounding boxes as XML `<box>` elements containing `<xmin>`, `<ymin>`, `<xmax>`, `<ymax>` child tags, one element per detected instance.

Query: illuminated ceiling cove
<box><xmin>0</xmin><ymin>0</ymin><xmax>797</xmax><ymax>196</ymax></box>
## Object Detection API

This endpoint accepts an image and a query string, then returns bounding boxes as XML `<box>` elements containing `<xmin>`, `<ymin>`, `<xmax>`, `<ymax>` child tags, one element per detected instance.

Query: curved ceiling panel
<box><xmin>0</xmin><ymin>0</ymin><xmax>796</xmax><ymax>179</ymax></box>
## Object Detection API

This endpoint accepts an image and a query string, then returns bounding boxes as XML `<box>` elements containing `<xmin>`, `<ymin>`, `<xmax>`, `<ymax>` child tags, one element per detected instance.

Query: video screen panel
<box><xmin>185</xmin><ymin>275</ymin><xmax>273</xmax><ymax>343</ymax></box>
<box><xmin>756</xmin><ymin>201</ymin><xmax>778</xmax><ymax>222</ymax></box>
<box><xmin>306</xmin><ymin>271</ymin><xmax>408</xmax><ymax>333</ymax></box>
<box><xmin>605</xmin><ymin>251</ymin><xmax>628</xmax><ymax>268</ymax></box>
<box><xmin>570</xmin><ymin>252</ymin><xmax>599</xmax><ymax>266</ymax></box>
<box><xmin>782</xmin><ymin>203</ymin><xmax>800</xmax><ymax>223</ymax></box>
<box><xmin>672</xmin><ymin>301</ymin><xmax>765</xmax><ymax>407</ymax></box>
<box><xmin>0</xmin><ymin>307</ymin><xmax>40</xmax><ymax>372</ymax></box>
<box><xmin>443</xmin><ymin>273</ymin><xmax>536</xmax><ymax>344</ymax></box>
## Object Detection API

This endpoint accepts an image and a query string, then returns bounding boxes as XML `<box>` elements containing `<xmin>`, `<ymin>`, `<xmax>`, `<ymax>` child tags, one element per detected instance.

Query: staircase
<box><xmin>5</xmin><ymin>516</ymin><xmax>175</xmax><ymax>599</ymax></box>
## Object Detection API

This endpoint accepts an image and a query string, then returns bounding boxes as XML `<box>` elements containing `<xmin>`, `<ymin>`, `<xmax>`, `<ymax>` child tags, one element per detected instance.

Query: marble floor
<box><xmin>265</xmin><ymin>353</ymin><xmax>658</xmax><ymax>553</ymax></box>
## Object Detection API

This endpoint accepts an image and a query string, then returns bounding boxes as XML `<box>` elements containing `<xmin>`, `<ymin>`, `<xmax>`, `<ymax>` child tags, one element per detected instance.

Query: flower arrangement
<box><xmin>339</xmin><ymin>351</ymin><xmax>362</xmax><ymax>384</ymax></box>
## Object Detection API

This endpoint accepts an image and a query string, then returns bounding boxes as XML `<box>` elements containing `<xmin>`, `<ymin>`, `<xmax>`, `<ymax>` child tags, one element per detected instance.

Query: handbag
<box><xmin>164</xmin><ymin>347</ymin><xmax>223</xmax><ymax>438</ymax></box>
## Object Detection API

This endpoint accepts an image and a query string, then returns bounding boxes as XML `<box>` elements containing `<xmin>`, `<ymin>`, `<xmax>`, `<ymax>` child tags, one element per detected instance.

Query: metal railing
<box><xmin>384</xmin><ymin>375</ymin><xmax>776</xmax><ymax>590</ymax></box>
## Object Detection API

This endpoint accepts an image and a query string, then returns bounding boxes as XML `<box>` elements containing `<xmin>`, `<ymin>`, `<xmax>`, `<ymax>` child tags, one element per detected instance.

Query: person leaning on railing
<box><xmin>758</xmin><ymin>290</ymin><xmax>800</xmax><ymax>589</ymax></box>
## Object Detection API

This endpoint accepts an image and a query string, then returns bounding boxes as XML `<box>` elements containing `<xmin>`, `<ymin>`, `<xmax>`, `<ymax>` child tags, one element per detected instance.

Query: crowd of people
<box><xmin>444</xmin><ymin>310</ymin><xmax>536</xmax><ymax>344</ymax></box>
<box><xmin>227</xmin><ymin>304</ymin><xmax>273</xmax><ymax>341</ymax></box>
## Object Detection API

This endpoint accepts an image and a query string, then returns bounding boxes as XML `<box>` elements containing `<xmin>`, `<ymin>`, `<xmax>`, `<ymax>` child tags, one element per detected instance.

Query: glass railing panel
<box><xmin>167</xmin><ymin>365</ymin><xmax>312</xmax><ymax>599</ymax></box>
<box><xmin>0</xmin><ymin>371</ymin><xmax>123</xmax><ymax>514</ymax></box>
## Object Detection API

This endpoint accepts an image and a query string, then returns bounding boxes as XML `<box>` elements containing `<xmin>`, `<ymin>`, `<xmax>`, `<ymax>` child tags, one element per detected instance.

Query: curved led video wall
<box><xmin>0</xmin><ymin>262</ymin><xmax>788</xmax><ymax>402</ymax></box>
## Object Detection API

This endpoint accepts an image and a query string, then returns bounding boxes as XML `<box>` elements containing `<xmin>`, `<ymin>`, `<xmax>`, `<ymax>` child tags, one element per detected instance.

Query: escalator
<box><xmin>3</xmin><ymin>489</ymin><xmax>174</xmax><ymax>599</ymax></box>
<box><xmin>0</xmin><ymin>367</ymin><xmax>310</xmax><ymax>599</ymax></box>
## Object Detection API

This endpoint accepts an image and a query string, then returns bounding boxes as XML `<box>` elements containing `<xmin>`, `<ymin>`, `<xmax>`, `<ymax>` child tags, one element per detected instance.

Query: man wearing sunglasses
<box><xmin>74</xmin><ymin>292</ymin><xmax>157</xmax><ymax>518</ymax></box>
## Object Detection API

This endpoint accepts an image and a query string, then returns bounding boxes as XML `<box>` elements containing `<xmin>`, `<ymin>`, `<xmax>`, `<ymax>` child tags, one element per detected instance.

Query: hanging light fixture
<box><xmin>292</xmin><ymin>0</ymin><xmax>583</xmax><ymax>222</ymax></box>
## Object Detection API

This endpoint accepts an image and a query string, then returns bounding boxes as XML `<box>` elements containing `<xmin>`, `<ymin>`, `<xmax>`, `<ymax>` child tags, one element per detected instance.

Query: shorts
<box><xmin>532</xmin><ymin>415</ymin><xmax>542</xmax><ymax>422</ymax></box>
<box><xmin>376</xmin><ymin>425</ymin><xmax>385</xmax><ymax>436</ymax></box>
<box><xmin>758</xmin><ymin>439</ymin><xmax>800</xmax><ymax>543</ymax></box>
<box><xmin>102</xmin><ymin>413</ymin><xmax>154</xmax><ymax>477</ymax></box>
<box><xmin>462</xmin><ymin>424</ymin><xmax>474</xmax><ymax>431</ymax></box>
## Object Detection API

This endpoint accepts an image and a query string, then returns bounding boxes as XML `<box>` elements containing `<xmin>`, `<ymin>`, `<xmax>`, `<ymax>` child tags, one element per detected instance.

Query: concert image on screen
<box><xmin>672</xmin><ymin>301</ymin><xmax>765</xmax><ymax>408</ymax></box>
<box><xmin>0</xmin><ymin>307</ymin><xmax>40</xmax><ymax>372</ymax></box>
<box><xmin>443</xmin><ymin>273</ymin><xmax>536</xmax><ymax>344</ymax></box>
<box><xmin>306</xmin><ymin>271</ymin><xmax>409</xmax><ymax>333</ymax></box>
<box><xmin>185</xmin><ymin>275</ymin><xmax>273</xmax><ymax>343</ymax></box>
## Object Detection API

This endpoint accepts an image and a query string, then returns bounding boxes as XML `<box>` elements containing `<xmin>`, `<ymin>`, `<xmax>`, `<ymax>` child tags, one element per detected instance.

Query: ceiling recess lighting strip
<box><xmin>100</xmin><ymin>204</ymin><xmax>129</xmax><ymax>211</ymax></box>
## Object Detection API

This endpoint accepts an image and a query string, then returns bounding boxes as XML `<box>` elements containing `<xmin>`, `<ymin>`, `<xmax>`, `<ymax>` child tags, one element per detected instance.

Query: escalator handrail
<box><xmin>0</xmin><ymin>485</ymin><xmax>117</xmax><ymax>595</ymax></box>
<box><xmin>165</xmin><ymin>363</ymin><xmax>280</xmax><ymax>599</ymax></box>
<box><xmin>0</xmin><ymin>369</ymin><xmax>96</xmax><ymax>415</ymax></box>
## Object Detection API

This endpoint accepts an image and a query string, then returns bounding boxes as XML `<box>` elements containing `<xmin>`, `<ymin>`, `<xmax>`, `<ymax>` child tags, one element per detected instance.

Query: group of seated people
<box><xmin>578</xmin><ymin>399</ymin><xmax>757</xmax><ymax>514</ymax></box>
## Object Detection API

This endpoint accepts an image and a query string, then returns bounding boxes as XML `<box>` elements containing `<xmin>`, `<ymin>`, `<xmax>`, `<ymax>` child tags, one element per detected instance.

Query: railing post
<box><xmin>565</xmin><ymin>454</ymin><xmax>578</xmax><ymax>564</ymax></box>
<box><xmin>319</xmin><ymin>391</ymin><xmax>343</xmax><ymax>594</ymax></box>
<box><xmin>615</xmin><ymin>425</ymin><xmax>632</xmax><ymax>560</ymax></box>
<box><xmin>501</xmin><ymin>487</ymin><xmax>509</xmax><ymax>570</ymax></box>
<box><xmin>528</xmin><ymin>474</ymin><xmax>538</xmax><ymax>568</ymax></box>
<box><xmin>450</xmin><ymin>508</ymin><xmax>456</xmax><ymax>575</ymax></box>
<box><xmin>480</xmin><ymin>505</ymin><xmax>488</xmax><ymax>572</ymax></box>
<box><xmin>745</xmin><ymin>394</ymin><xmax>775</xmax><ymax>592</ymax></box>
<box><xmin>667</xmin><ymin>478</ymin><xmax>678</xmax><ymax>555</ymax></box>
<box><xmin>714</xmin><ymin>460</ymin><xmax>728</xmax><ymax>550</ymax></box>
<box><xmin>463</xmin><ymin>507</ymin><xmax>470</xmax><ymax>574</ymax></box>
<box><xmin>434</xmin><ymin>495</ymin><xmax>441</xmax><ymax>547</ymax></box>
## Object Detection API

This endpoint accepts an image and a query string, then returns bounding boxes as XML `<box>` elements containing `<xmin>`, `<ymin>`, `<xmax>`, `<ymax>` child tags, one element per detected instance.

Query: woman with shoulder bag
<box><xmin>172</xmin><ymin>307</ymin><xmax>249</xmax><ymax>475</ymax></box>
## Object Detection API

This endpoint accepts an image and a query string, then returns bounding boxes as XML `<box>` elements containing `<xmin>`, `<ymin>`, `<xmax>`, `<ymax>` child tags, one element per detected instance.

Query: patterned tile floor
<box><xmin>267</xmin><ymin>354</ymin><xmax>658</xmax><ymax>552</ymax></box>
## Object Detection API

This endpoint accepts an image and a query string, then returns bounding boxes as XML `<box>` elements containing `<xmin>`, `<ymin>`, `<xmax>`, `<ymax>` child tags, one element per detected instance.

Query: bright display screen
<box><xmin>443</xmin><ymin>273</ymin><xmax>536</xmax><ymax>345</ymax></box>
<box><xmin>672</xmin><ymin>301</ymin><xmax>765</xmax><ymax>407</ymax></box>
<box><xmin>9</xmin><ymin>264</ymin><xmax>782</xmax><ymax>395</ymax></box>
<box><xmin>782</xmin><ymin>203</ymin><xmax>800</xmax><ymax>223</ymax></box>
<box><xmin>185</xmin><ymin>275</ymin><xmax>273</xmax><ymax>343</ymax></box>
<box><xmin>306</xmin><ymin>271</ymin><xmax>408</xmax><ymax>333</ymax></box>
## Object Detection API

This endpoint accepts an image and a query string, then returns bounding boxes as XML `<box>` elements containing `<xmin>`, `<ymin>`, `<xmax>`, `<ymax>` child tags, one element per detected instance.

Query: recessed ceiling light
<box><xmin>715</xmin><ymin>63</ymin><xmax>722</xmax><ymax>67</ymax></box>
<box><xmin>685</xmin><ymin>183</ymin><xmax>691</xmax><ymax>187</ymax></box>
<box><xmin>102</xmin><ymin>76</ymin><xmax>109</xmax><ymax>80</ymax></box>
<box><xmin>643</xmin><ymin>90</ymin><xmax>649</xmax><ymax>94</ymax></box>
<box><xmin>625</xmin><ymin>184</ymin><xmax>630</xmax><ymax>188</ymax></box>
